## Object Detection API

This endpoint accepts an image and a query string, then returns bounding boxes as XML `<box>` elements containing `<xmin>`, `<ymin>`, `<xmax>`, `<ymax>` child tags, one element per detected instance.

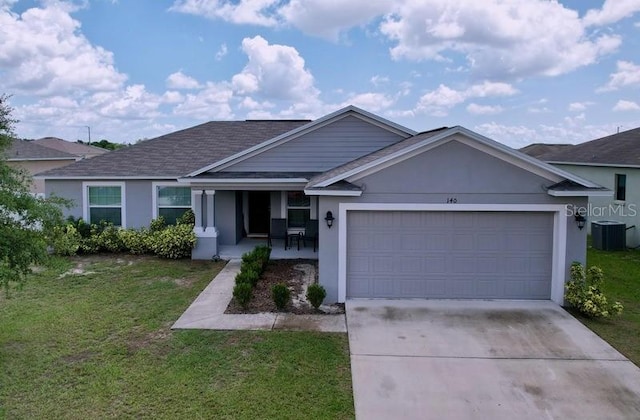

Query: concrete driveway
<box><xmin>346</xmin><ymin>300</ymin><xmax>640</xmax><ymax>419</ymax></box>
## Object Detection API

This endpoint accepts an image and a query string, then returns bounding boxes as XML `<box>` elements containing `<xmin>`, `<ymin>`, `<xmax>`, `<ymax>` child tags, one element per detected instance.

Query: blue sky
<box><xmin>1</xmin><ymin>0</ymin><xmax>639</xmax><ymax>148</ymax></box>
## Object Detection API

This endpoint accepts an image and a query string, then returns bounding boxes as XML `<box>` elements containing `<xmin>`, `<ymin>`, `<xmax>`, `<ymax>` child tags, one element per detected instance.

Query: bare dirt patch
<box><xmin>225</xmin><ymin>259</ymin><xmax>344</xmax><ymax>315</ymax></box>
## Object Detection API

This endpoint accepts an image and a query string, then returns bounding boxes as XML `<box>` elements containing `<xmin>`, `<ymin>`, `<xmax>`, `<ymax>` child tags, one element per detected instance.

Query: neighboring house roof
<box><xmin>5</xmin><ymin>139</ymin><xmax>79</xmax><ymax>161</ymax></box>
<box><xmin>519</xmin><ymin>143</ymin><xmax>574</xmax><ymax>159</ymax></box>
<box><xmin>538</xmin><ymin>127</ymin><xmax>640</xmax><ymax>167</ymax></box>
<box><xmin>33</xmin><ymin>137</ymin><xmax>108</xmax><ymax>159</ymax></box>
<box><xmin>37</xmin><ymin>120</ymin><xmax>310</xmax><ymax>178</ymax></box>
<box><xmin>305</xmin><ymin>126</ymin><xmax>607</xmax><ymax>196</ymax></box>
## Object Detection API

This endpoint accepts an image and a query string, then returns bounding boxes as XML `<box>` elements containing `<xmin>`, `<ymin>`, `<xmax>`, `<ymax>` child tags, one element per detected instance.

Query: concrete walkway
<box><xmin>346</xmin><ymin>299</ymin><xmax>640</xmax><ymax>420</ymax></box>
<box><xmin>172</xmin><ymin>260</ymin><xmax>346</xmax><ymax>332</ymax></box>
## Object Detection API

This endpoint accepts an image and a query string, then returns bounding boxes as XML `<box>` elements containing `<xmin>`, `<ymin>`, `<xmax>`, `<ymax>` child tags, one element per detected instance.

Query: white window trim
<box><xmin>151</xmin><ymin>182</ymin><xmax>192</xmax><ymax>220</ymax></box>
<box><xmin>337</xmin><ymin>203</ymin><xmax>568</xmax><ymax>305</ymax></box>
<box><xmin>82</xmin><ymin>181</ymin><xmax>126</xmax><ymax>227</ymax></box>
<box><xmin>286</xmin><ymin>191</ymin><xmax>312</xmax><ymax>230</ymax></box>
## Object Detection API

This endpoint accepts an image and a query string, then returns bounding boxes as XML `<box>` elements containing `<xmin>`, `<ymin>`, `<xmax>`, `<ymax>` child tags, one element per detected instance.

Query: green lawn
<box><xmin>573</xmin><ymin>245</ymin><xmax>640</xmax><ymax>366</ymax></box>
<box><xmin>0</xmin><ymin>255</ymin><xmax>354</xmax><ymax>419</ymax></box>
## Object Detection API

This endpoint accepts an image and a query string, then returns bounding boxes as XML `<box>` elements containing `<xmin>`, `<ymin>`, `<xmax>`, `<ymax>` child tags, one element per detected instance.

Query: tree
<box><xmin>0</xmin><ymin>94</ymin><xmax>68</xmax><ymax>294</ymax></box>
<box><xmin>78</xmin><ymin>139</ymin><xmax>127</xmax><ymax>150</ymax></box>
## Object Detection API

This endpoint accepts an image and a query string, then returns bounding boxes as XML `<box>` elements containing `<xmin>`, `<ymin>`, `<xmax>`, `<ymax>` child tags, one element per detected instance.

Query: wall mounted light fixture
<box><xmin>575</xmin><ymin>214</ymin><xmax>586</xmax><ymax>230</ymax></box>
<box><xmin>325</xmin><ymin>211</ymin><xmax>335</xmax><ymax>228</ymax></box>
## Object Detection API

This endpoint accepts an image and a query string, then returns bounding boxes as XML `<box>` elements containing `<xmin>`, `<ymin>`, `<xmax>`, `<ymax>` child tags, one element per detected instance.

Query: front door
<box><xmin>248</xmin><ymin>191</ymin><xmax>271</xmax><ymax>235</ymax></box>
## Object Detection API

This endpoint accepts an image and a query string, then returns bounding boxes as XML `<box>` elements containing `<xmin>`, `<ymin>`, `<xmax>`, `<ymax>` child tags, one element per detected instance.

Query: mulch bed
<box><xmin>225</xmin><ymin>259</ymin><xmax>328</xmax><ymax>315</ymax></box>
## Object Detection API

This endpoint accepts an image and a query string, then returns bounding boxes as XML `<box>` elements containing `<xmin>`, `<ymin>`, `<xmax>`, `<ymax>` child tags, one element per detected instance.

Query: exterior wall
<box><xmin>221</xmin><ymin>115</ymin><xmax>405</xmax><ymax>172</ymax></box>
<box><xmin>317</xmin><ymin>141</ymin><xmax>589</xmax><ymax>303</ymax></box>
<box><xmin>10</xmin><ymin>159</ymin><xmax>76</xmax><ymax>195</ymax></box>
<box><xmin>554</xmin><ymin>164</ymin><xmax>639</xmax><ymax>246</ymax></box>
<box><xmin>45</xmin><ymin>180</ymin><xmax>84</xmax><ymax>219</ymax></box>
<box><xmin>215</xmin><ymin>190</ymin><xmax>239</xmax><ymax>245</ymax></box>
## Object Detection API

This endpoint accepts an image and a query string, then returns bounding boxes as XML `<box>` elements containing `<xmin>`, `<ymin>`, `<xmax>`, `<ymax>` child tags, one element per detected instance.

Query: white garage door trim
<box><xmin>338</xmin><ymin>203</ymin><xmax>568</xmax><ymax>304</ymax></box>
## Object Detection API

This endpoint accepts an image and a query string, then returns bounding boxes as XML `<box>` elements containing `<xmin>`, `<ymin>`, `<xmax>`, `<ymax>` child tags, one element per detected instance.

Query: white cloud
<box><xmin>613</xmin><ymin>100</ymin><xmax>640</xmax><ymax>111</ymax></box>
<box><xmin>166</xmin><ymin>71</ymin><xmax>202</xmax><ymax>89</ymax></box>
<box><xmin>583</xmin><ymin>0</ymin><xmax>640</xmax><ymax>27</ymax></box>
<box><xmin>173</xmin><ymin>82</ymin><xmax>234</xmax><ymax>119</ymax></box>
<box><xmin>278</xmin><ymin>0</ymin><xmax>393</xmax><ymax>40</ymax></box>
<box><xmin>599</xmin><ymin>61</ymin><xmax>640</xmax><ymax>91</ymax></box>
<box><xmin>162</xmin><ymin>91</ymin><xmax>184</xmax><ymax>104</ymax></box>
<box><xmin>342</xmin><ymin>93</ymin><xmax>395</xmax><ymax>112</ymax></box>
<box><xmin>415</xmin><ymin>81</ymin><xmax>517</xmax><ymax>116</ymax></box>
<box><xmin>568</xmin><ymin>102</ymin><xmax>594</xmax><ymax>112</ymax></box>
<box><xmin>466</xmin><ymin>103</ymin><xmax>503</xmax><ymax>115</ymax></box>
<box><xmin>231</xmin><ymin>36</ymin><xmax>320</xmax><ymax>102</ymax></box>
<box><xmin>215</xmin><ymin>43</ymin><xmax>228</xmax><ymax>61</ymax></box>
<box><xmin>0</xmin><ymin>2</ymin><xmax>127</xmax><ymax>95</ymax></box>
<box><xmin>370</xmin><ymin>75</ymin><xmax>390</xmax><ymax>87</ymax></box>
<box><xmin>379</xmin><ymin>0</ymin><xmax>620</xmax><ymax>79</ymax></box>
<box><xmin>169</xmin><ymin>0</ymin><xmax>279</xmax><ymax>26</ymax></box>
<box><xmin>528</xmin><ymin>107</ymin><xmax>550</xmax><ymax>114</ymax></box>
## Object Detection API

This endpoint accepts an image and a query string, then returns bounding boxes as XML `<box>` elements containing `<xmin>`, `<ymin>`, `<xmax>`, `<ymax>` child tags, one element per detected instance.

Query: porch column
<box><xmin>191</xmin><ymin>189</ymin><xmax>219</xmax><ymax>260</ymax></box>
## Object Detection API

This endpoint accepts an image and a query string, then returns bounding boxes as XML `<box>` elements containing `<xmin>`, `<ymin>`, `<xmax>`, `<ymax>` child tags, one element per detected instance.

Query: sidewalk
<box><xmin>172</xmin><ymin>260</ymin><xmax>346</xmax><ymax>332</ymax></box>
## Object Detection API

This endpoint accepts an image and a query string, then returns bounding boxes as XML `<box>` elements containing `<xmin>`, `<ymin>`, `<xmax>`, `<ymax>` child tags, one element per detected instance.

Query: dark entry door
<box><xmin>248</xmin><ymin>191</ymin><xmax>271</xmax><ymax>234</ymax></box>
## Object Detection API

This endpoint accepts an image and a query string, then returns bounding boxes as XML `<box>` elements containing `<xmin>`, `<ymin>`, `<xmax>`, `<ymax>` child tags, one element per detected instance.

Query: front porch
<box><xmin>218</xmin><ymin>238</ymin><xmax>319</xmax><ymax>260</ymax></box>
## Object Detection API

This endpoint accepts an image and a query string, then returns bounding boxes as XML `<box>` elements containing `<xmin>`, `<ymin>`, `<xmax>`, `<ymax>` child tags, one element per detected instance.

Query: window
<box><xmin>287</xmin><ymin>191</ymin><xmax>310</xmax><ymax>228</ymax></box>
<box><xmin>87</xmin><ymin>185</ymin><xmax>123</xmax><ymax>226</ymax></box>
<box><xmin>615</xmin><ymin>174</ymin><xmax>626</xmax><ymax>201</ymax></box>
<box><xmin>157</xmin><ymin>186</ymin><xmax>191</xmax><ymax>225</ymax></box>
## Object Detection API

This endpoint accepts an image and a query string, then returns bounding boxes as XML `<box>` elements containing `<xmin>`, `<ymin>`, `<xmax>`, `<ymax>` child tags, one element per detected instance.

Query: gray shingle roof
<box><xmin>5</xmin><ymin>139</ymin><xmax>78</xmax><ymax>160</ymax></box>
<box><xmin>519</xmin><ymin>143</ymin><xmax>574</xmax><ymax>159</ymax></box>
<box><xmin>34</xmin><ymin>137</ymin><xmax>108</xmax><ymax>158</ymax></box>
<box><xmin>38</xmin><ymin>120</ymin><xmax>310</xmax><ymax>178</ymax></box>
<box><xmin>538</xmin><ymin>127</ymin><xmax>640</xmax><ymax>166</ymax></box>
<box><xmin>307</xmin><ymin>127</ymin><xmax>449</xmax><ymax>188</ymax></box>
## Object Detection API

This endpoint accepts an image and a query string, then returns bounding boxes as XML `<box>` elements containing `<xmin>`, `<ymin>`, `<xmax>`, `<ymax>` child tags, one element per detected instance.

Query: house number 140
<box><xmin>446</xmin><ymin>197</ymin><xmax>458</xmax><ymax>203</ymax></box>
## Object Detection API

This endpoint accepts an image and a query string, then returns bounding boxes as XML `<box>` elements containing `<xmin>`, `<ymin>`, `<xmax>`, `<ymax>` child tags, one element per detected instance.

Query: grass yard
<box><xmin>574</xmin><ymin>245</ymin><xmax>640</xmax><ymax>366</ymax></box>
<box><xmin>0</xmin><ymin>255</ymin><xmax>354</xmax><ymax>419</ymax></box>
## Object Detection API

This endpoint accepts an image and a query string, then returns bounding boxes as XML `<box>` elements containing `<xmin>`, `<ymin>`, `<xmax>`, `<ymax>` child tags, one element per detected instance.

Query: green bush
<box><xmin>50</xmin><ymin>224</ymin><xmax>81</xmax><ymax>256</ymax></box>
<box><xmin>119</xmin><ymin>228</ymin><xmax>151</xmax><ymax>255</ymax></box>
<box><xmin>272</xmin><ymin>283</ymin><xmax>290</xmax><ymax>311</ymax></box>
<box><xmin>149</xmin><ymin>224</ymin><xmax>196</xmax><ymax>259</ymax></box>
<box><xmin>565</xmin><ymin>262</ymin><xmax>623</xmax><ymax>318</ymax></box>
<box><xmin>241</xmin><ymin>259</ymin><xmax>263</xmax><ymax>276</ymax></box>
<box><xmin>235</xmin><ymin>268</ymin><xmax>259</xmax><ymax>287</ymax></box>
<box><xmin>306</xmin><ymin>283</ymin><xmax>326</xmax><ymax>309</ymax></box>
<box><xmin>149</xmin><ymin>216</ymin><xmax>167</xmax><ymax>232</ymax></box>
<box><xmin>176</xmin><ymin>209</ymin><xmax>195</xmax><ymax>226</ymax></box>
<box><xmin>254</xmin><ymin>245</ymin><xmax>271</xmax><ymax>269</ymax></box>
<box><xmin>233</xmin><ymin>282</ymin><xmax>253</xmax><ymax>308</ymax></box>
<box><xmin>96</xmin><ymin>224</ymin><xmax>125</xmax><ymax>252</ymax></box>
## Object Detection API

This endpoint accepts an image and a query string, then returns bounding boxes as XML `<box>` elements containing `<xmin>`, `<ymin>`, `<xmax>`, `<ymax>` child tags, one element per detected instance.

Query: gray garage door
<box><xmin>347</xmin><ymin>211</ymin><xmax>553</xmax><ymax>299</ymax></box>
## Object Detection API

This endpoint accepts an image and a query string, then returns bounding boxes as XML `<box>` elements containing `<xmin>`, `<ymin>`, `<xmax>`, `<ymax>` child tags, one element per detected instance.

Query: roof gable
<box><xmin>306</xmin><ymin>126</ymin><xmax>602</xmax><ymax>193</ymax></box>
<box><xmin>6</xmin><ymin>139</ymin><xmax>78</xmax><ymax>161</ymax></box>
<box><xmin>184</xmin><ymin>105</ymin><xmax>416</xmax><ymax>177</ymax></box>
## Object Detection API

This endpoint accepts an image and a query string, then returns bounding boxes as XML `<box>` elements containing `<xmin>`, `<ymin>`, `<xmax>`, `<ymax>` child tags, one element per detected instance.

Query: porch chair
<box><xmin>303</xmin><ymin>219</ymin><xmax>319</xmax><ymax>252</ymax></box>
<box><xmin>268</xmin><ymin>218</ymin><xmax>288</xmax><ymax>250</ymax></box>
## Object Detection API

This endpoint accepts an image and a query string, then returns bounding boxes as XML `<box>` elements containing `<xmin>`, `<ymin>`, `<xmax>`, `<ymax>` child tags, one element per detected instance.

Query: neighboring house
<box><xmin>33</xmin><ymin>137</ymin><xmax>108</xmax><ymax>159</ymax></box>
<box><xmin>40</xmin><ymin>106</ymin><xmax>607</xmax><ymax>304</ymax></box>
<box><xmin>522</xmin><ymin>127</ymin><xmax>640</xmax><ymax>247</ymax></box>
<box><xmin>519</xmin><ymin>143</ymin><xmax>574</xmax><ymax>159</ymax></box>
<box><xmin>5</xmin><ymin>138</ymin><xmax>108</xmax><ymax>195</ymax></box>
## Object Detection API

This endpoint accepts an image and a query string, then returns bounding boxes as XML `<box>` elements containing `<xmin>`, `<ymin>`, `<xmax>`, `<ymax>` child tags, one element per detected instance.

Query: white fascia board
<box><xmin>185</xmin><ymin>105</ymin><xmax>417</xmax><ymax>177</ymax></box>
<box><xmin>548</xmin><ymin>161</ymin><xmax>640</xmax><ymax>169</ymax></box>
<box><xmin>547</xmin><ymin>189</ymin><xmax>613</xmax><ymax>197</ymax></box>
<box><xmin>9</xmin><ymin>157</ymin><xmax>78</xmax><ymax>162</ymax></box>
<box><xmin>303</xmin><ymin>189</ymin><xmax>362</xmax><ymax>196</ymax></box>
<box><xmin>178</xmin><ymin>178</ymin><xmax>310</xmax><ymax>184</ymax></box>
<box><xmin>36</xmin><ymin>175</ymin><xmax>179</xmax><ymax>180</ymax></box>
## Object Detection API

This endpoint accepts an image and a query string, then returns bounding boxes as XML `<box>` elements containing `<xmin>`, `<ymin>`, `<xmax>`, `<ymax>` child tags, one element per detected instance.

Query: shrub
<box><xmin>150</xmin><ymin>224</ymin><xmax>196</xmax><ymax>259</ymax></box>
<box><xmin>235</xmin><ymin>268</ymin><xmax>259</xmax><ymax>287</ymax></box>
<box><xmin>233</xmin><ymin>282</ymin><xmax>252</xmax><ymax>308</ymax></box>
<box><xmin>272</xmin><ymin>283</ymin><xmax>290</xmax><ymax>311</ymax></box>
<box><xmin>119</xmin><ymin>228</ymin><xmax>151</xmax><ymax>255</ymax></box>
<box><xmin>254</xmin><ymin>245</ymin><xmax>271</xmax><ymax>269</ymax></box>
<box><xmin>176</xmin><ymin>209</ymin><xmax>195</xmax><ymax>226</ymax></box>
<box><xmin>565</xmin><ymin>262</ymin><xmax>623</xmax><ymax>318</ymax></box>
<box><xmin>96</xmin><ymin>224</ymin><xmax>125</xmax><ymax>252</ymax></box>
<box><xmin>241</xmin><ymin>259</ymin><xmax>263</xmax><ymax>276</ymax></box>
<box><xmin>149</xmin><ymin>216</ymin><xmax>167</xmax><ymax>232</ymax></box>
<box><xmin>306</xmin><ymin>283</ymin><xmax>326</xmax><ymax>309</ymax></box>
<box><xmin>50</xmin><ymin>224</ymin><xmax>81</xmax><ymax>256</ymax></box>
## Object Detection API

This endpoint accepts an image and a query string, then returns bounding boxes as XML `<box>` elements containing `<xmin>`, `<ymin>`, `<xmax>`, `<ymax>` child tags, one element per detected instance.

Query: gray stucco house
<box><xmin>40</xmin><ymin>106</ymin><xmax>608</xmax><ymax>304</ymax></box>
<box><xmin>522</xmin><ymin>127</ymin><xmax>640</xmax><ymax>247</ymax></box>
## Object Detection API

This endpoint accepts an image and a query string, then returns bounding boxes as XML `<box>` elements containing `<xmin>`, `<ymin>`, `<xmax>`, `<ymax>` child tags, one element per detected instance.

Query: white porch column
<box><xmin>192</xmin><ymin>189</ymin><xmax>219</xmax><ymax>260</ymax></box>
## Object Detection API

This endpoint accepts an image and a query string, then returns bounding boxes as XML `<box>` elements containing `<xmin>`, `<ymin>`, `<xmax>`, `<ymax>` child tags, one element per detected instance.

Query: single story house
<box><xmin>40</xmin><ymin>106</ymin><xmax>608</xmax><ymax>304</ymax></box>
<box><xmin>6</xmin><ymin>138</ymin><xmax>107</xmax><ymax>195</ymax></box>
<box><xmin>522</xmin><ymin>127</ymin><xmax>640</xmax><ymax>247</ymax></box>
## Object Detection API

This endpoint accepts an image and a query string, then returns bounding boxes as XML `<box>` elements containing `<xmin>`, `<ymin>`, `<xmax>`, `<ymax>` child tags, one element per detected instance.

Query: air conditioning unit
<box><xmin>591</xmin><ymin>221</ymin><xmax>626</xmax><ymax>251</ymax></box>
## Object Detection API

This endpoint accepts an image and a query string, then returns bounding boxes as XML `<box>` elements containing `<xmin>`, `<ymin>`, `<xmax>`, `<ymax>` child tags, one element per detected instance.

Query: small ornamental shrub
<box><xmin>254</xmin><ymin>245</ymin><xmax>271</xmax><ymax>269</ymax></box>
<box><xmin>50</xmin><ymin>224</ymin><xmax>81</xmax><ymax>256</ymax></box>
<box><xmin>272</xmin><ymin>283</ymin><xmax>290</xmax><ymax>311</ymax></box>
<box><xmin>241</xmin><ymin>260</ymin><xmax>263</xmax><ymax>276</ymax></box>
<box><xmin>119</xmin><ymin>228</ymin><xmax>151</xmax><ymax>255</ymax></box>
<box><xmin>306</xmin><ymin>283</ymin><xmax>327</xmax><ymax>309</ymax></box>
<box><xmin>96</xmin><ymin>224</ymin><xmax>125</xmax><ymax>252</ymax></box>
<box><xmin>235</xmin><ymin>268</ymin><xmax>259</xmax><ymax>287</ymax></box>
<box><xmin>565</xmin><ymin>262</ymin><xmax>623</xmax><ymax>318</ymax></box>
<box><xmin>149</xmin><ymin>216</ymin><xmax>167</xmax><ymax>233</ymax></box>
<box><xmin>150</xmin><ymin>224</ymin><xmax>196</xmax><ymax>259</ymax></box>
<box><xmin>176</xmin><ymin>209</ymin><xmax>195</xmax><ymax>226</ymax></box>
<box><xmin>233</xmin><ymin>282</ymin><xmax>253</xmax><ymax>308</ymax></box>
